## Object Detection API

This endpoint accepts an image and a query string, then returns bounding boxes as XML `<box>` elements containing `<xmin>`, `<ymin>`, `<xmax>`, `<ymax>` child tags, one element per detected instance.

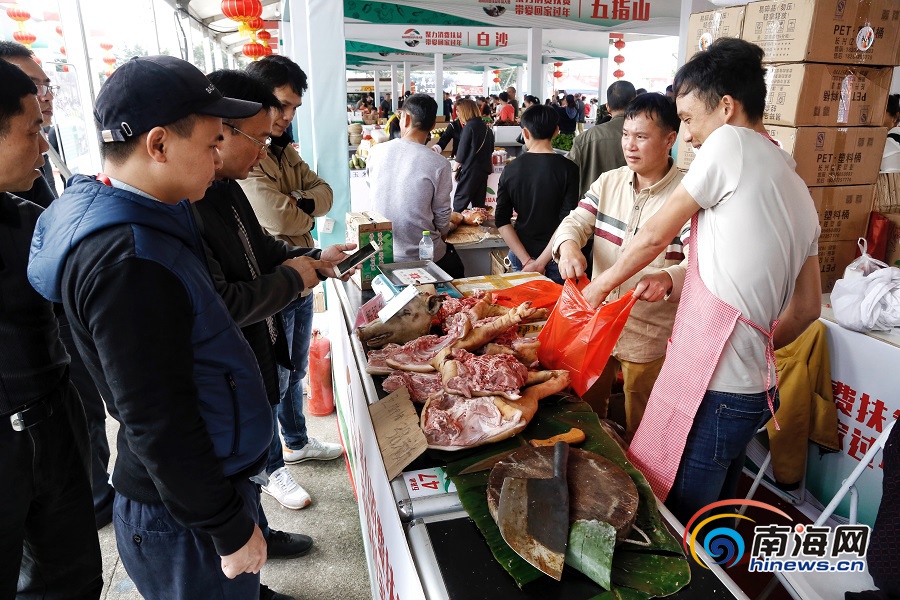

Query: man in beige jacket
<box><xmin>239</xmin><ymin>57</ymin><xmax>342</xmax><ymax>510</ymax></box>
<box><xmin>554</xmin><ymin>93</ymin><xmax>688</xmax><ymax>440</ymax></box>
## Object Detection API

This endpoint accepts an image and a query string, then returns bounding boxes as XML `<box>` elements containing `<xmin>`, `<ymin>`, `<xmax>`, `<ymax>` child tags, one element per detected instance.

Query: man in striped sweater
<box><xmin>553</xmin><ymin>93</ymin><xmax>688</xmax><ymax>441</ymax></box>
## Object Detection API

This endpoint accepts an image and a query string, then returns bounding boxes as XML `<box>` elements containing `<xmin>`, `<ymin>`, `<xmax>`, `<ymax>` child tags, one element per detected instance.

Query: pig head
<box><xmin>356</xmin><ymin>294</ymin><xmax>443</xmax><ymax>348</ymax></box>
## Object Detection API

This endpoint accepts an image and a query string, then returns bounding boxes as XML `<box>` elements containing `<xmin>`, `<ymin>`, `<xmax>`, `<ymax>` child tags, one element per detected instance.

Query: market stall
<box><xmin>325</xmin><ymin>275</ymin><xmax>750</xmax><ymax>600</ymax></box>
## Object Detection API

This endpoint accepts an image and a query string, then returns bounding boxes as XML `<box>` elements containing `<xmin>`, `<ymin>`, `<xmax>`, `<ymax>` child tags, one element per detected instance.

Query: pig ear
<box><xmin>426</xmin><ymin>294</ymin><xmax>444</xmax><ymax>316</ymax></box>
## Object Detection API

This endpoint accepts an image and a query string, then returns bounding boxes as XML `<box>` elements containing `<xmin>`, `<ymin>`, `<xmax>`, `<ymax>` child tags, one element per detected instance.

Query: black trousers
<box><xmin>0</xmin><ymin>382</ymin><xmax>103</xmax><ymax>599</ymax></box>
<box><xmin>436</xmin><ymin>243</ymin><xmax>465</xmax><ymax>279</ymax></box>
<box><xmin>869</xmin><ymin>422</ymin><xmax>900</xmax><ymax>596</ymax></box>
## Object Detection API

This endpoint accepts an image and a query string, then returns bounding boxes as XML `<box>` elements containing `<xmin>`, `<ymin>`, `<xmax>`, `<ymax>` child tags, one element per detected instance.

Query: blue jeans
<box><xmin>666</xmin><ymin>389</ymin><xmax>779</xmax><ymax>525</ymax></box>
<box><xmin>114</xmin><ymin>478</ymin><xmax>260</xmax><ymax>600</ymax></box>
<box><xmin>267</xmin><ymin>294</ymin><xmax>313</xmax><ymax>474</ymax></box>
<box><xmin>506</xmin><ymin>251</ymin><xmax>563</xmax><ymax>284</ymax></box>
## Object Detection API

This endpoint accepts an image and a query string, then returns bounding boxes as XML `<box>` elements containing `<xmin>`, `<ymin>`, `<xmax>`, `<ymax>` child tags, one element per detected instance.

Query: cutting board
<box><xmin>487</xmin><ymin>446</ymin><xmax>639</xmax><ymax>543</ymax></box>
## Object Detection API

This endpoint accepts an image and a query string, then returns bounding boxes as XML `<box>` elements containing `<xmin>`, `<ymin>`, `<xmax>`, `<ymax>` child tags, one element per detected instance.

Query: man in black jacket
<box><xmin>193</xmin><ymin>70</ymin><xmax>354</xmax><ymax>565</ymax></box>
<box><xmin>1</xmin><ymin>39</ymin><xmax>114</xmax><ymax>531</ymax></box>
<box><xmin>28</xmin><ymin>56</ymin><xmax>298</xmax><ymax>599</ymax></box>
<box><xmin>0</xmin><ymin>59</ymin><xmax>102</xmax><ymax>599</ymax></box>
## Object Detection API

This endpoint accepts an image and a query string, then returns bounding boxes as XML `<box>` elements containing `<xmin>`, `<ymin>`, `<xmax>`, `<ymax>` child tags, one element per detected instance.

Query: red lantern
<box><xmin>263</xmin><ymin>45</ymin><xmax>273</xmax><ymax>56</ymax></box>
<box><xmin>245</xmin><ymin>16</ymin><xmax>264</xmax><ymax>39</ymax></box>
<box><xmin>614</xmin><ymin>69</ymin><xmax>625</xmax><ymax>79</ymax></box>
<box><xmin>102</xmin><ymin>56</ymin><xmax>117</xmax><ymax>66</ymax></box>
<box><xmin>242</xmin><ymin>41</ymin><xmax>266</xmax><ymax>60</ymax></box>
<box><xmin>614</xmin><ymin>39</ymin><xmax>626</xmax><ymax>51</ymax></box>
<box><xmin>492</xmin><ymin>69</ymin><xmax>501</xmax><ymax>75</ymax></box>
<box><xmin>6</xmin><ymin>7</ymin><xmax>30</xmax><ymax>25</ymax></box>
<box><xmin>60</xmin><ymin>46</ymin><xmax>66</xmax><ymax>55</ymax></box>
<box><xmin>100</xmin><ymin>41</ymin><xmax>114</xmax><ymax>51</ymax></box>
<box><xmin>553</xmin><ymin>61</ymin><xmax>563</xmax><ymax>67</ymax></box>
<box><xmin>55</xmin><ymin>24</ymin><xmax>63</xmax><ymax>36</ymax></box>
<box><xmin>61</xmin><ymin>65</ymin><xmax>69</xmax><ymax>73</ymax></box>
<box><xmin>257</xmin><ymin>30</ymin><xmax>271</xmax><ymax>43</ymax></box>
<box><xmin>613</xmin><ymin>54</ymin><xmax>625</xmax><ymax>65</ymax></box>
<box><xmin>493</xmin><ymin>77</ymin><xmax>500</xmax><ymax>83</ymax></box>
<box><xmin>553</xmin><ymin>70</ymin><xmax>563</xmax><ymax>78</ymax></box>
<box><xmin>13</xmin><ymin>31</ymin><xmax>36</xmax><ymax>46</ymax></box>
<box><xmin>221</xmin><ymin>0</ymin><xmax>262</xmax><ymax>22</ymax></box>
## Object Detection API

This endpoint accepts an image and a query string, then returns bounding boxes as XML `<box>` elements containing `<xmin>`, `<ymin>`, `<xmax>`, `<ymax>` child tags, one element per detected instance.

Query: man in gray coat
<box><xmin>567</xmin><ymin>81</ymin><xmax>636</xmax><ymax>197</ymax></box>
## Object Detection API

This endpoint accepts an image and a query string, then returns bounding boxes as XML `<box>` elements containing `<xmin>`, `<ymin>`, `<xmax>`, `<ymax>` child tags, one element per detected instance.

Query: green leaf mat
<box><xmin>440</xmin><ymin>398</ymin><xmax>690</xmax><ymax>596</ymax></box>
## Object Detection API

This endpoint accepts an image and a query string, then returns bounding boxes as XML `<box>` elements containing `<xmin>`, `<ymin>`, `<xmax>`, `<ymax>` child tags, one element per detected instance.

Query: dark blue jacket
<box><xmin>28</xmin><ymin>175</ymin><xmax>272</xmax><ymax>555</ymax></box>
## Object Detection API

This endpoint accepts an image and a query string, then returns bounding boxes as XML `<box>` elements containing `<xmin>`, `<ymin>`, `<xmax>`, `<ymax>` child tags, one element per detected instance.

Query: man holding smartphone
<box><xmin>193</xmin><ymin>69</ymin><xmax>354</xmax><ymax>513</ymax></box>
<box><xmin>241</xmin><ymin>57</ymin><xmax>344</xmax><ymax>476</ymax></box>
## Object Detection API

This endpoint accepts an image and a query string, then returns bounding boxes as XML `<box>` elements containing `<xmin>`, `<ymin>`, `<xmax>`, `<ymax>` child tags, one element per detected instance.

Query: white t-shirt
<box><xmin>881</xmin><ymin>127</ymin><xmax>900</xmax><ymax>173</ymax></box>
<box><xmin>681</xmin><ymin>125</ymin><xmax>820</xmax><ymax>393</ymax></box>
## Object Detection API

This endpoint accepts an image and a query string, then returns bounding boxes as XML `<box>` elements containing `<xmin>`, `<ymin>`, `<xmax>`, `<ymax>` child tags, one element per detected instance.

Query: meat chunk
<box><xmin>384</xmin><ymin>335</ymin><xmax>459</xmax><ymax>372</ymax></box>
<box><xmin>366</xmin><ymin>345</ymin><xmax>401</xmax><ymax>375</ymax></box>
<box><xmin>461</xmin><ymin>207</ymin><xmax>491</xmax><ymax>225</ymax></box>
<box><xmin>382</xmin><ymin>371</ymin><xmax>443</xmax><ymax>404</ymax></box>
<box><xmin>435</xmin><ymin>349</ymin><xmax>528</xmax><ymax>400</ymax></box>
<box><xmin>452</xmin><ymin>301</ymin><xmax>537</xmax><ymax>352</ymax></box>
<box><xmin>421</xmin><ymin>392</ymin><xmax>524</xmax><ymax>449</ymax></box>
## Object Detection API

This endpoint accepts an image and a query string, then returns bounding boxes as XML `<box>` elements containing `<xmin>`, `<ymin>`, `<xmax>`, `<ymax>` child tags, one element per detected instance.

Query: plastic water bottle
<box><xmin>418</xmin><ymin>230</ymin><xmax>434</xmax><ymax>261</ymax></box>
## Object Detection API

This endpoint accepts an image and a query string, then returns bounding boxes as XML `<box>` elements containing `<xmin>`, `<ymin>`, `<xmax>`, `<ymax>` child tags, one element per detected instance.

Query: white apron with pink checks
<box><xmin>626</xmin><ymin>214</ymin><xmax>779</xmax><ymax>501</ymax></box>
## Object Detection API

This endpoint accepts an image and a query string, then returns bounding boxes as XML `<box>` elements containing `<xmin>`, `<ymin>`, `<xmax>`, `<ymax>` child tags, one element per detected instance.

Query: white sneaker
<box><xmin>283</xmin><ymin>438</ymin><xmax>343</xmax><ymax>464</ymax></box>
<box><xmin>261</xmin><ymin>467</ymin><xmax>311</xmax><ymax>510</ymax></box>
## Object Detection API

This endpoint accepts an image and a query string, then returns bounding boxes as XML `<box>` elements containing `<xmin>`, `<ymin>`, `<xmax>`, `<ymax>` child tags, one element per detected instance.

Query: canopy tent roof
<box><xmin>171</xmin><ymin>0</ymin><xmax>677</xmax><ymax>68</ymax></box>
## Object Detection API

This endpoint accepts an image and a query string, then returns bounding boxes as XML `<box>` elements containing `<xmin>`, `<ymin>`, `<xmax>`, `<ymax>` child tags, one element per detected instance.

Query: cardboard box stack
<box><xmin>678</xmin><ymin>0</ymin><xmax>898</xmax><ymax>292</ymax></box>
<box><xmin>346</xmin><ymin>212</ymin><xmax>393</xmax><ymax>291</ymax></box>
<box><xmin>685</xmin><ymin>6</ymin><xmax>746</xmax><ymax>63</ymax></box>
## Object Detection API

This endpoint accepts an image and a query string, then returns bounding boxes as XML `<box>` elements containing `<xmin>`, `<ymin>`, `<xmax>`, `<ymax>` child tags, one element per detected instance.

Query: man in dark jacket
<box><xmin>193</xmin><ymin>70</ymin><xmax>352</xmax><ymax>600</ymax></box>
<box><xmin>1</xmin><ymin>39</ymin><xmax>114</xmax><ymax>531</ymax></box>
<box><xmin>28</xmin><ymin>56</ymin><xmax>288</xmax><ymax>599</ymax></box>
<box><xmin>0</xmin><ymin>41</ymin><xmax>57</xmax><ymax>208</ymax></box>
<box><xmin>0</xmin><ymin>56</ymin><xmax>102</xmax><ymax>600</ymax></box>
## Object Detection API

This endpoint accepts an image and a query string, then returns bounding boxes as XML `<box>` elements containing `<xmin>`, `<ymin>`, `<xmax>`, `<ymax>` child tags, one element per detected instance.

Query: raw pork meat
<box><xmin>384</xmin><ymin>335</ymin><xmax>459</xmax><ymax>372</ymax></box>
<box><xmin>438</xmin><ymin>349</ymin><xmax>528</xmax><ymax>400</ymax></box>
<box><xmin>382</xmin><ymin>371</ymin><xmax>443</xmax><ymax>404</ymax></box>
<box><xmin>421</xmin><ymin>392</ymin><xmax>524</xmax><ymax>449</ymax></box>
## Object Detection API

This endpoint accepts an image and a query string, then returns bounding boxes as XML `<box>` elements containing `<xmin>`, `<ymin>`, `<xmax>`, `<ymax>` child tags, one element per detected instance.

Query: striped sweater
<box><xmin>553</xmin><ymin>162</ymin><xmax>688</xmax><ymax>362</ymax></box>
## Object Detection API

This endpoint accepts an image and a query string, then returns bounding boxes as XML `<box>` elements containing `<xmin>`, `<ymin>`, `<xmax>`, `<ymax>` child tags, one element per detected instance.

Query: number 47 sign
<box><xmin>403</xmin><ymin>467</ymin><xmax>458</xmax><ymax>499</ymax></box>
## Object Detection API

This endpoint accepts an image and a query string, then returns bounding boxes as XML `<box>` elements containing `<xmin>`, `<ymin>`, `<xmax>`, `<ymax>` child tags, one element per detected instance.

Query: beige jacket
<box><xmin>238</xmin><ymin>142</ymin><xmax>334</xmax><ymax>249</ymax></box>
<box><xmin>552</xmin><ymin>162</ymin><xmax>688</xmax><ymax>363</ymax></box>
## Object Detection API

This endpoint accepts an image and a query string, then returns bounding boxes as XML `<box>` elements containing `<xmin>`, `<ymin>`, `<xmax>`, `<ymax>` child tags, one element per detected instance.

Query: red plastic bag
<box><xmin>493</xmin><ymin>279</ymin><xmax>564</xmax><ymax>311</ymax></box>
<box><xmin>537</xmin><ymin>280</ymin><xmax>638</xmax><ymax>397</ymax></box>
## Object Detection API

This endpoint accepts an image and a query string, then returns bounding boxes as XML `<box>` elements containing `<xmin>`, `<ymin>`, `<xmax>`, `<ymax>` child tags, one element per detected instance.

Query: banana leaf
<box><xmin>443</xmin><ymin>397</ymin><xmax>690</xmax><ymax>595</ymax></box>
<box><xmin>611</xmin><ymin>551</ymin><xmax>692</xmax><ymax>597</ymax></box>
<box><xmin>567</xmin><ymin>520</ymin><xmax>617</xmax><ymax>589</ymax></box>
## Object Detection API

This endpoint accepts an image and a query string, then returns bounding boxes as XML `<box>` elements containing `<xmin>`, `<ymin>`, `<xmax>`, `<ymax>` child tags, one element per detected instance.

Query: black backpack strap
<box><xmin>889</xmin><ymin>133</ymin><xmax>900</xmax><ymax>144</ymax></box>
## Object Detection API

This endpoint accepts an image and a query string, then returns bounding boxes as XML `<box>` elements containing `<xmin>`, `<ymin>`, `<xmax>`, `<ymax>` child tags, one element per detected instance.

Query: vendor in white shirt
<box><xmin>882</xmin><ymin>94</ymin><xmax>899</xmax><ymax>173</ymax></box>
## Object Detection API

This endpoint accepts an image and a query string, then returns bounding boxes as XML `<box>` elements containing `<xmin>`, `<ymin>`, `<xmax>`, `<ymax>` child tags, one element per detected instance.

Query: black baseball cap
<box><xmin>94</xmin><ymin>55</ymin><xmax>262</xmax><ymax>143</ymax></box>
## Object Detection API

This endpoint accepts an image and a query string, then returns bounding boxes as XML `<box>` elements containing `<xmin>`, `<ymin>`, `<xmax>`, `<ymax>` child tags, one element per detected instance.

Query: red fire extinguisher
<box><xmin>308</xmin><ymin>329</ymin><xmax>335</xmax><ymax>416</ymax></box>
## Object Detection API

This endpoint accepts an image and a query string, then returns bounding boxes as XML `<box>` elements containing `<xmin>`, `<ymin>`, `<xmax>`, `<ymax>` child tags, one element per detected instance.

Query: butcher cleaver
<box><xmin>497</xmin><ymin>441</ymin><xmax>569</xmax><ymax>580</ymax></box>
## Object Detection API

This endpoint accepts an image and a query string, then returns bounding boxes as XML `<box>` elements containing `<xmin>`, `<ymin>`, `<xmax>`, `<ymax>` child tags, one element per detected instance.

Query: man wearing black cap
<box><xmin>0</xmin><ymin>56</ymin><xmax>102</xmax><ymax>600</ymax></box>
<box><xmin>28</xmin><ymin>56</ymin><xmax>314</xmax><ymax>599</ymax></box>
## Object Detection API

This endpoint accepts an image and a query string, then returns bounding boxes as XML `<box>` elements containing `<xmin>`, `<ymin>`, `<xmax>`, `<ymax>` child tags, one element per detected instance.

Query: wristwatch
<box><xmin>290</xmin><ymin>191</ymin><xmax>316</xmax><ymax>215</ymax></box>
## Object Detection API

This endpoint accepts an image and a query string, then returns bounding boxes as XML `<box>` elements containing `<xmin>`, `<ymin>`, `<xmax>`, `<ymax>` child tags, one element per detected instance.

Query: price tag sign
<box><xmin>402</xmin><ymin>467</ymin><xmax>458</xmax><ymax>499</ymax></box>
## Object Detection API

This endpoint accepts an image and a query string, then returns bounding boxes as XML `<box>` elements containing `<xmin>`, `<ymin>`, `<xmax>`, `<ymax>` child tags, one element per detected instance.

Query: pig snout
<box><xmin>356</xmin><ymin>294</ymin><xmax>443</xmax><ymax>348</ymax></box>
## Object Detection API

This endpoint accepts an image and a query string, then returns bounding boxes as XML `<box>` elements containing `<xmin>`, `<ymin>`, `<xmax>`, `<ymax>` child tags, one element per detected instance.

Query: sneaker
<box><xmin>261</xmin><ymin>467</ymin><xmax>311</xmax><ymax>510</ymax></box>
<box><xmin>283</xmin><ymin>437</ymin><xmax>343</xmax><ymax>464</ymax></box>
<box><xmin>266</xmin><ymin>529</ymin><xmax>313</xmax><ymax>559</ymax></box>
<box><xmin>259</xmin><ymin>584</ymin><xmax>296</xmax><ymax>600</ymax></box>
